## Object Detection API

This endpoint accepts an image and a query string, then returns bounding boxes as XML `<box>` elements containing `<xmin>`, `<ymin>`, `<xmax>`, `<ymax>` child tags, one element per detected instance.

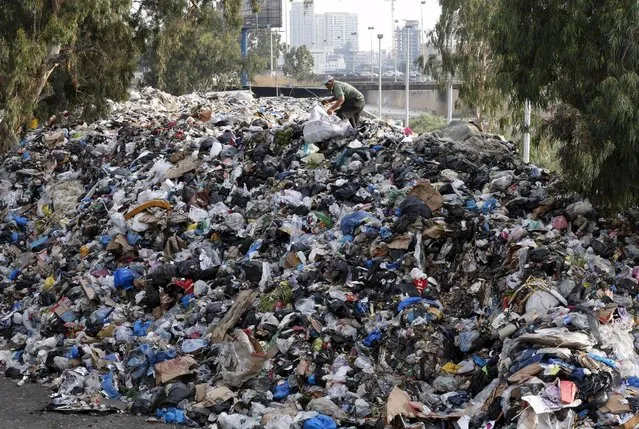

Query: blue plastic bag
<box><xmin>481</xmin><ymin>197</ymin><xmax>498</xmax><ymax>214</ymax></box>
<box><xmin>8</xmin><ymin>269</ymin><xmax>20</xmax><ymax>281</ymax></box>
<box><xmin>303</xmin><ymin>415</ymin><xmax>337</xmax><ymax>429</ymax></box>
<box><xmin>101</xmin><ymin>371</ymin><xmax>119</xmax><ymax>398</ymax></box>
<box><xmin>626</xmin><ymin>376</ymin><xmax>639</xmax><ymax>387</ymax></box>
<box><xmin>126</xmin><ymin>231</ymin><xmax>142</xmax><ymax>245</ymax></box>
<box><xmin>65</xmin><ymin>346</ymin><xmax>80</xmax><ymax>359</ymax></box>
<box><xmin>181</xmin><ymin>294</ymin><xmax>194</xmax><ymax>308</ymax></box>
<box><xmin>340</xmin><ymin>211</ymin><xmax>376</xmax><ymax>235</ymax></box>
<box><xmin>273</xmin><ymin>380</ymin><xmax>290</xmax><ymax>400</ymax></box>
<box><xmin>155</xmin><ymin>347</ymin><xmax>177</xmax><ymax>363</ymax></box>
<box><xmin>363</xmin><ymin>329</ymin><xmax>382</xmax><ymax>347</ymax></box>
<box><xmin>465</xmin><ymin>199</ymin><xmax>478</xmax><ymax>212</ymax></box>
<box><xmin>588</xmin><ymin>352</ymin><xmax>618</xmax><ymax>369</ymax></box>
<box><xmin>133</xmin><ymin>319</ymin><xmax>151</xmax><ymax>336</ymax></box>
<box><xmin>127</xmin><ymin>343</ymin><xmax>157</xmax><ymax>380</ymax></box>
<box><xmin>8</xmin><ymin>214</ymin><xmax>29</xmax><ymax>228</ymax></box>
<box><xmin>114</xmin><ymin>268</ymin><xmax>136</xmax><ymax>290</ymax></box>
<box><xmin>155</xmin><ymin>407</ymin><xmax>186</xmax><ymax>424</ymax></box>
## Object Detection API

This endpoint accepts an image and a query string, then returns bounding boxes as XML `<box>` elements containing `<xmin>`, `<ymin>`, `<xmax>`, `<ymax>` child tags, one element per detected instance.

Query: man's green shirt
<box><xmin>330</xmin><ymin>81</ymin><xmax>364</xmax><ymax>102</ymax></box>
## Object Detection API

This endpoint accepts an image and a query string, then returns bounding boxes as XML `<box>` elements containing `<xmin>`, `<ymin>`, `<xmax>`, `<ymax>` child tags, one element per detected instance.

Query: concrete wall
<box><xmin>362</xmin><ymin>88</ymin><xmax>460</xmax><ymax>117</ymax></box>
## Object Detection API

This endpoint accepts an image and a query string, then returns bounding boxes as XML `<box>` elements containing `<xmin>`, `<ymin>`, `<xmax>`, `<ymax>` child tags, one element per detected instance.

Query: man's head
<box><xmin>324</xmin><ymin>76</ymin><xmax>335</xmax><ymax>90</ymax></box>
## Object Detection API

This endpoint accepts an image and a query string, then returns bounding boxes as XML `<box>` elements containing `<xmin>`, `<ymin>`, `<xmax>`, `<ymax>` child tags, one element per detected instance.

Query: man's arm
<box><xmin>321</xmin><ymin>96</ymin><xmax>336</xmax><ymax>105</ymax></box>
<box><xmin>327</xmin><ymin>96</ymin><xmax>345</xmax><ymax>115</ymax></box>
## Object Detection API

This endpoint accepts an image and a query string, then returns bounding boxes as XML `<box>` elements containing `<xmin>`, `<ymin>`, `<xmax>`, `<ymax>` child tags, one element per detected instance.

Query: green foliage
<box><xmin>491</xmin><ymin>1</ymin><xmax>639</xmax><ymax>209</ymax></box>
<box><xmin>283</xmin><ymin>46</ymin><xmax>314</xmax><ymax>82</ymax></box>
<box><xmin>247</xmin><ymin>29</ymin><xmax>284</xmax><ymax>80</ymax></box>
<box><xmin>0</xmin><ymin>0</ymin><xmax>247</xmax><ymax>150</ymax></box>
<box><xmin>147</xmin><ymin>5</ymin><xmax>242</xmax><ymax>94</ymax></box>
<box><xmin>258</xmin><ymin>282</ymin><xmax>292</xmax><ymax>312</ymax></box>
<box><xmin>420</xmin><ymin>0</ymin><xmax>504</xmax><ymax>128</ymax></box>
<box><xmin>411</xmin><ymin>113</ymin><xmax>447</xmax><ymax>134</ymax></box>
<box><xmin>0</xmin><ymin>0</ymin><xmax>137</xmax><ymax>149</ymax></box>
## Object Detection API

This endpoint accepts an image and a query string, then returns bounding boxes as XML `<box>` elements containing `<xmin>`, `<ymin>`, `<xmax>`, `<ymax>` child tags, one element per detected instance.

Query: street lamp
<box><xmin>394</xmin><ymin>19</ymin><xmax>398</xmax><ymax>82</ymax></box>
<box><xmin>368</xmin><ymin>26</ymin><xmax>375</xmax><ymax>82</ymax></box>
<box><xmin>377</xmin><ymin>34</ymin><xmax>383</xmax><ymax>118</ymax></box>
<box><xmin>404</xmin><ymin>22</ymin><xmax>412</xmax><ymax>128</ymax></box>
<box><xmin>350</xmin><ymin>32</ymin><xmax>357</xmax><ymax>74</ymax></box>
<box><xmin>420</xmin><ymin>1</ymin><xmax>426</xmax><ymax>58</ymax></box>
<box><xmin>267</xmin><ymin>24</ymin><xmax>273</xmax><ymax>74</ymax></box>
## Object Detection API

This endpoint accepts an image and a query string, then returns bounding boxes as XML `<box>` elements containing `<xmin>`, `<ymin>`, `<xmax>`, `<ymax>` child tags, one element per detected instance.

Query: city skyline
<box><xmin>283</xmin><ymin>0</ymin><xmax>441</xmax><ymax>51</ymax></box>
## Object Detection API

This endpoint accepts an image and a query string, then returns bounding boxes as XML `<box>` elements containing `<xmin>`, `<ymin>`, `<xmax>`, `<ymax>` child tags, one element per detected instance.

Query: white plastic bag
<box><xmin>303</xmin><ymin>106</ymin><xmax>351</xmax><ymax>143</ymax></box>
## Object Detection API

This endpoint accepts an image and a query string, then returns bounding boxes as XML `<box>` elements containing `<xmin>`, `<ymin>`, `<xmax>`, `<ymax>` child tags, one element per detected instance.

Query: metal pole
<box><xmin>351</xmin><ymin>32</ymin><xmax>357</xmax><ymax>73</ymax></box>
<box><xmin>378</xmin><ymin>34</ymin><xmax>383</xmax><ymax>118</ymax></box>
<box><xmin>394</xmin><ymin>20</ymin><xmax>398</xmax><ymax>82</ymax></box>
<box><xmin>405</xmin><ymin>26</ymin><xmax>410</xmax><ymax>128</ymax></box>
<box><xmin>446</xmin><ymin>80</ymin><xmax>453</xmax><ymax>123</ymax></box>
<box><xmin>241</xmin><ymin>28</ymin><xmax>249</xmax><ymax>87</ymax></box>
<box><xmin>269</xmin><ymin>26</ymin><xmax>273</xmax><ymax>73</ymax></box>
<box><xmin>283</xmin><ymin>0</ymin><xmax>288</xmax><ymax>46</ymax></box>
<box><xmin>391</xmin><ymin>0</ymin><xmax>396</xmax><ymax>83</ymax></box>
<box><xmin>352</xmin><ymin>44</ymin><xmax>355</xmax><ymax>73</ymax></box>
<box><xmin>368</xmin><ymin>26</ymin><xmax>374</xmax><ymax>82</ymax></box>
<box><xmin>421</xmin><ymin>1</ymin><xmax>425</xmax><ymax>58</ymax></box>
<box><xmin>523</xmin><ymin>100</ymin><xmax>531</xmax><ymax>163</ymax></box>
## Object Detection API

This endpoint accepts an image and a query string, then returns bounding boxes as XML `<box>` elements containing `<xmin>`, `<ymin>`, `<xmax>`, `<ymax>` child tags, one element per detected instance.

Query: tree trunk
<box><xmin>0</xmin><ymin>120</ymin><xmax>18</xmax><ymax>153</ymax></box>
<box><xmin>0</xmin><ymin>45</ymin><xmax>60</xmax><ymax>153</ymax></box>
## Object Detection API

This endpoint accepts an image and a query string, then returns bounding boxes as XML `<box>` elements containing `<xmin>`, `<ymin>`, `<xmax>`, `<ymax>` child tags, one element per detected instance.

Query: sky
<box><xmin>281</xmin><ymin>0</ymin><xmax>441</xmax><ymax>50</ymax></box>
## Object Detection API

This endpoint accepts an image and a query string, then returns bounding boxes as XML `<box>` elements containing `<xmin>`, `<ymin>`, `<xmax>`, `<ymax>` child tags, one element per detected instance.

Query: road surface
<box><xmin>0</xmin><ymin>376</ymin><xmax>180</xmax><ymax>429</ymax></box>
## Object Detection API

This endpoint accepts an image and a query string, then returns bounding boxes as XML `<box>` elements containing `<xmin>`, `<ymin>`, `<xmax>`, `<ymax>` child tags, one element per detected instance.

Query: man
<box><xmin>321</xmin><ymin>76</ymin><xmax>365</xmax><ymax>128</ymax></box>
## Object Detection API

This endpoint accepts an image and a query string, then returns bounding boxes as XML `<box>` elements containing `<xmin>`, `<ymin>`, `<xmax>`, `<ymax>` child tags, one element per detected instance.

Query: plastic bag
<box><xmin>340</xmin><ymin>211</ymin><xmax>376</xmax><ymax>235</ymax></box>
<box><xmin>182</xmin><ymin>338</ymin><xmax>207</xmax><ymax>353</ymax></box>
<box><xmin>303</xmin><ymin>106</ymin><xmax>351</xmax><ymax>144</ymax></box>
<box><xmin>101</xmin><ymin>371</ymin><xmax>120</xmax><ymax>399</ymax></box>
<box><xmin>218</xmin><ymin>412</ymin><xmax>261</xmax><ymax>429</ymax></box>
<box><xmin>155</xmin><ymin>407</ymin><xmax>185</xmax><ymax>424</ymax></box>
<box><xmin>265</xmin><ymin>415</ymin><xmax>294</xmax><ymax>429</ymax></box>
<box><xmin>114</xmin><ymin>268</ymin><xmax>136</xmax><ymax>290</ymax></box>
<box><xmin>303</xmin><ymin>414</ymin><xmax>338</xmax><ymax>429</ymax></box>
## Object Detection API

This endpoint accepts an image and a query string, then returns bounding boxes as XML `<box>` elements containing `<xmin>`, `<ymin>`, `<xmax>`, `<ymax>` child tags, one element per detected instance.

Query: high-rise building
<box><xmin>290</xmin><ymin>1</ymin><xmax>315</xmax><ymax>48</ymax></box>
<box><xmin>314</xmin><ymin>12</ymin><xmax>358</xmax><ymax>52</ymax></box>
<box><xmin>395</xmin><ymin>20</ymin><xmax>420</xmax><ymax>68</ymax></box>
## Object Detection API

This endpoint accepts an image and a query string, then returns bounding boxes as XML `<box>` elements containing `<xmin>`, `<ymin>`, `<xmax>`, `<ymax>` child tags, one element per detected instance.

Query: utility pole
<box><xmin>446</xmin><ymin>80</ymin><xmax>453</xmax><ymax>123</ymax></box>
<box><xmin>241</xmin><ymin>28</ymin><xmax>249</xmax><ymax>87</ymax></box>
<box><xmin>523</xmin><ymin>100</ymin><xmax>531</xmax><ymax>163</ymax></box>
<box><xmin>405</xmin><ymin>23</ymin><xmax>411</xmax><ymax>128</ymax></box>
<box><xmin>368</xmin><ymin>26</ymin><xmax>375</xmax><ymax>82</ymax></box>
<box><xmin>384</xmin><ymin>0</ymin><xmax>397</xmax><ymax>82</ymax></box>
<box><xmin>268</xmin><ymin>24</ymin><xmax>273</xmax><ymax>74</ymax></box>
<box><xmin>378</xmin><ymin>34</ymin><xmax>384</xmax><ymax>118</ymax></box>
<box><xmin>420</xmin><ymin>1</ymin><xmax>426</xmax><ymax>58</ymax></box>
<box><xmin>393</xmin><ymin>19</ymin><xmax>398</xmax><ymax>82</ymax></box>
<box><xmin>351</xmin><ymin>32</ymin><xmax>357</xmax><ymax>73</ymax></box>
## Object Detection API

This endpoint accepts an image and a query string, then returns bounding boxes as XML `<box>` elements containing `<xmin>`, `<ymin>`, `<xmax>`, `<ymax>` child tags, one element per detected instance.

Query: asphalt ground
<box><xmin>0</xmin><ymin>375</ymin><xmax>181</xmax><ymax>429</ymax></box>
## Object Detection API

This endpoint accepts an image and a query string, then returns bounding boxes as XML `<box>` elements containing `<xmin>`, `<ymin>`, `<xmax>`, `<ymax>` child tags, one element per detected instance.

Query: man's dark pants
<box><xmin>336</xmin><ymin>97</ymin><xmax>365</xmax><ymax>128</ymax></box>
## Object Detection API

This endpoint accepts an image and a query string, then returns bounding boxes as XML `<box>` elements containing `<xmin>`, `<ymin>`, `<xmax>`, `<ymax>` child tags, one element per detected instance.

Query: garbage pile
<box><xmin>1</xmin><ymin>86</ymin><xmax>639</xmax><ymax>429</ymax></box>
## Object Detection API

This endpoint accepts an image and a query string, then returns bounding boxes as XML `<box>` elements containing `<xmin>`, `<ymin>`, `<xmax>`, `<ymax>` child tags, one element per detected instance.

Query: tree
<box><xmin>283</xmin><ymin>46</ymin><xmax>314</xmax><ymax>82</ymax></box>
<box><xmin>247</xmin><ymin>28</ymin><xmax>284</xmax><ymax>80</ymax></box>
<box><xmin>491</xmin><ymin>1</ymin><xmax>639</xmax><ymax>209</ymax></box>
<box><xmin>146</xmin><ymin>4</ymin><xmax>243</xmax><ymax>94</ymax></box>
<box><xmin>0</xmin><ymin>1</ymin><xmax>138</xmax><ymax>150</ymax></box>
<box><xmin>0</xmin><ymin>0</ymin><xmax>247</xmax><ymax>150</ymax></box>
<box><xmin>419</xmin><ymin>0</ymin><xmax>503</xmax><ymax>128</ymax></box>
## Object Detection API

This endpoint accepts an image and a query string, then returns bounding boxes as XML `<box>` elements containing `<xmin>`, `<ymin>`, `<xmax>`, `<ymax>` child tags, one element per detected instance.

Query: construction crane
<box><xmin>384</xmin><ymin>0</ymin><xmax>398</xmax><ymax>82</ymax></box>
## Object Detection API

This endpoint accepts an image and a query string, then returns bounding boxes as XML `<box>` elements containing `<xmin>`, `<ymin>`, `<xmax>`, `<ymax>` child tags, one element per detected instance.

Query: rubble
<box><xmin>0</xmin><ymin>86</ymin><xmax>639</xmax><ymax>428</ymax></box>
